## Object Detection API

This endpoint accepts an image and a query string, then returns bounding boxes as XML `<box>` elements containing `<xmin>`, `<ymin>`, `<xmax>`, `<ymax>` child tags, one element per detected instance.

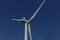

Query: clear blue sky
<box><xmin>0</xmin><ymin>0</ymin><xmax>60</xmax><ymax>40</ymax></box>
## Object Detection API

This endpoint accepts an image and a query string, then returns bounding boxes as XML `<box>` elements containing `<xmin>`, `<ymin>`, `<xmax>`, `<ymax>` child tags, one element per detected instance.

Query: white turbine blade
<box><xmin>28</xmin><ymin>0</ymin><xmax>45</xmax><ymax>22</ymax></box>
<box><xmin>11</xmin><ymin>18</ymin><xmax>22</xmax><ymax>21</ymax></box>
<box><xmin>28</xmin><ymin>23</ymin><xmax>32</xmax><ymax>40</ymax></box>
<box><xmin>24</xmin><ymin>23</ymin><xmax>28</xmax><ymax>40</ymax></box>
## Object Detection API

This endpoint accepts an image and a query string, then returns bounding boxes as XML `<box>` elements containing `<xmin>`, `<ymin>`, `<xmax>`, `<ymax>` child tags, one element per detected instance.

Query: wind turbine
<box><xmin>11</xmin><ymin>0</ymin><xmax>45</xmax><ymax>40</ymax></box>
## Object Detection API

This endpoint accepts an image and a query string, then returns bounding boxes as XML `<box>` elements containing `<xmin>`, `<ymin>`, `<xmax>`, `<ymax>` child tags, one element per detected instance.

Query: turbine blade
<box><xmin>11</xmin><ymin>18</ymin><xmax>22</xmax><ymax>21</ymax></box>
<box><xmin>28</xmin><ymin>0</ymin><xmax>45</xmax><ymax>22</ymax></box>
<box><xmin>24</xmin><ymin>23</ymin><xmax>28</xmax><ymax>40</ymax></box>
<box><xmin>28</xmin><ymin>23</ymin><xmax>32</xmax><ymax>40</ymax></box>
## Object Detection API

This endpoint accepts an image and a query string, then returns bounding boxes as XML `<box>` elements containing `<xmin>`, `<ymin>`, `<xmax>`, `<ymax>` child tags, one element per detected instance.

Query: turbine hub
<box><xmin>20</xmin><ymin>16</ymin><xmax>29</xmax><ymax>23</ymax></box>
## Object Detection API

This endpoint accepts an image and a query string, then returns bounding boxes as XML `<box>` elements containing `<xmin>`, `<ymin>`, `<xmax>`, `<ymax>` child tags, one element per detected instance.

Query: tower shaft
<box><xmin>24</xmin><ymin>23</ymin><xmax>28</xmax><ymax>40</ymax></box>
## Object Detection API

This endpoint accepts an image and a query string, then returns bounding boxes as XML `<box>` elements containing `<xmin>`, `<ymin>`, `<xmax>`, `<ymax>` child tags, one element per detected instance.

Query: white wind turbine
<box><xmin>11</xmin><ymin>0</ymin><xmax>45</xmax><ymax>40</ymax></box>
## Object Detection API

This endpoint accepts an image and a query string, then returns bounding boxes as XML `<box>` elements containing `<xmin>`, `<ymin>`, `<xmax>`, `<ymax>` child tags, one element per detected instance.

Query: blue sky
<box><xmin>0</xmin><ymin>0</ymin><xmax>60</xmax><ymax>40</ymax></box>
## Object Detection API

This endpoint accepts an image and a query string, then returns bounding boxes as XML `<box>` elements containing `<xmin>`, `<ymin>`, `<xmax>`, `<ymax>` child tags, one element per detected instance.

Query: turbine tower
<box><xmin>12</xmin><ymin>0</ymin><xmax>45</xmax><ymax>40</ymax></box>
